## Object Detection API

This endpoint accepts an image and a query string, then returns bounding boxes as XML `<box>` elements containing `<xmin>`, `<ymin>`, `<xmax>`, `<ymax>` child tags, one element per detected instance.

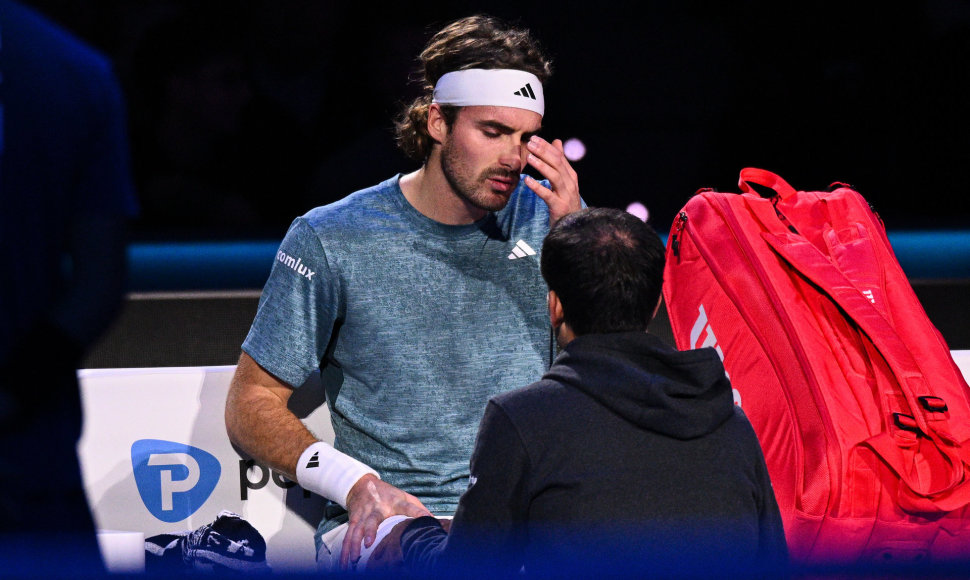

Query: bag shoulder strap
<box><xmin>762</xmin><ymin>231</ymin><xmax>970</xmax><ymax>512</ymax></box>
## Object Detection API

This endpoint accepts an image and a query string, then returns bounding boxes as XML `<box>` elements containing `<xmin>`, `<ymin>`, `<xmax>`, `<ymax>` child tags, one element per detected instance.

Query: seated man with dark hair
<box><xmin>365</xmin><ymin>207</ymin><xmax>788</xmax><ymax>578</ymax></box>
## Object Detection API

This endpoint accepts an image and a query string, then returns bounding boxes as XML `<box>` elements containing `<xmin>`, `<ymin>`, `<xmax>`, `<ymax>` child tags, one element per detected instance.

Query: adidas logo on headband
<box><xmin>433</xmin><ymin>69</ymin><xmax>545</xmax><ymax>116</ymax></box>
<box><xmin>514</xmin><ymin>83</ymin><xmax>537</xmax><ymax>100</ymax></box>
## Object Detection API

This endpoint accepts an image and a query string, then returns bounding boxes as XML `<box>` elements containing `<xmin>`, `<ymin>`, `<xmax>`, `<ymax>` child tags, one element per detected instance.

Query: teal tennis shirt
<box><xmin>242</xmin><ymin>175</ymin><xmax>553</xmax><ymax>532</ymax></box>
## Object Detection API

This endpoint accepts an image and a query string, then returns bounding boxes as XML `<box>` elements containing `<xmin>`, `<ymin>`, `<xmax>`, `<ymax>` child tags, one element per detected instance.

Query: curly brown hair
<box><xmin>394</xmin><ymin>14</ymin><xmax>553</xmax><ymax>163</ymax></box>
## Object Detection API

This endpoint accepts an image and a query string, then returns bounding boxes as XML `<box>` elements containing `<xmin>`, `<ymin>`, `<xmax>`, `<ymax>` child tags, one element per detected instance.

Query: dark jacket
<box><xmin>401</xmin><ymin>331</ymin><xmax>788</xmax><ymax>579</ymax></box>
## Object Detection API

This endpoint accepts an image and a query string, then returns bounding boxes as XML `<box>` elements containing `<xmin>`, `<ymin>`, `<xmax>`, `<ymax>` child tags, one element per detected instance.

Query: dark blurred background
<box><xmin>15</xmin><ymin>0</ymin><xmax>968</xmax><ymax>364</ymax></box>
<box><xmin>20</xmin><ymin>0</ymin><xmax>970</xmax><ymax>242</ymax></box>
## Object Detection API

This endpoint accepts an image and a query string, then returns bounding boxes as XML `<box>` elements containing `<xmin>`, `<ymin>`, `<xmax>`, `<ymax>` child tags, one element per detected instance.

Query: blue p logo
<box><xmin>131</xmin><ymin>439</ymin><xmax>221</xmax><ymax>523</ymax></box>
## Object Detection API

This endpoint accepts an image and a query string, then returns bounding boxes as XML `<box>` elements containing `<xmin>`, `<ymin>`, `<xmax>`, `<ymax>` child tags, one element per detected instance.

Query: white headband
<box><xmin>432</xmin><ymin>69</ymin><xmax>544</xmax><ymax>116</ymax></box>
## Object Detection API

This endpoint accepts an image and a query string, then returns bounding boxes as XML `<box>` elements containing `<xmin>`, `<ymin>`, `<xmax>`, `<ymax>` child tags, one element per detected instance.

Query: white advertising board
<box><xmin>78</xmin><ymin>366</ymin><xmax>333</xmax><ymax>573</ymax></box>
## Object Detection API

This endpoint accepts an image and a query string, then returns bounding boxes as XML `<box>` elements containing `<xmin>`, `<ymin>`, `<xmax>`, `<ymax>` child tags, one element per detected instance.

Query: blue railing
<box><xmin>126</xmin><ymin>230</ymin><xmax>970</xmax><ymax>292</ymax></box>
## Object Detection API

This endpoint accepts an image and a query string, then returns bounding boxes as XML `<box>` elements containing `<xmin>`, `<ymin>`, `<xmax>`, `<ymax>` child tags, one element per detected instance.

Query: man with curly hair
<box><xmin>225</xmin><ymin>14</ymin><xmax>582</xmax><ymax>570</ymax></box>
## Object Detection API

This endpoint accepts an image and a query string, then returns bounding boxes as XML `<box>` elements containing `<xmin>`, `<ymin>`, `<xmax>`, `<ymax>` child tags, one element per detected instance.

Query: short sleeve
<box><xmin>242</xmin><ymin>217</ymin><xmax>340</xmax><ymax>387</ymax></box>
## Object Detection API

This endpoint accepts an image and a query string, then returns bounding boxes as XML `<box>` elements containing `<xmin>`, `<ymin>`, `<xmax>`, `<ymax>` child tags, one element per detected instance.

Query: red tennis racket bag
<box><xmin>663</xmin><ymin>168</ymin><xmax>970</xmax><ymax>565</ymax></box>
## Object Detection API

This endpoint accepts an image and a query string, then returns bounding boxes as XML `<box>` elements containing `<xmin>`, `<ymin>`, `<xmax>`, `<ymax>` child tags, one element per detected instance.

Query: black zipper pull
<box><xmin>672</xmin><ymin>211</ymin><xmax>688</xmax><ymax>260</ymax></box>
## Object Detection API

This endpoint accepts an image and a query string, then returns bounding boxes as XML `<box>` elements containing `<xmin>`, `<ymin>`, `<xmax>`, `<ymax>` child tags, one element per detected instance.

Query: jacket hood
<box><xmin>543</xmin><ymin>331</ymin><xmax>734</xmax><ymax>439</ymax></box>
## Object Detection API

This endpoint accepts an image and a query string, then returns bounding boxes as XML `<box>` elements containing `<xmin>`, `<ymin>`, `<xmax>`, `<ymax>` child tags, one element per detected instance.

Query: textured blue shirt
<box><xmin>243</xmin><ymin>174</ymin><xmax>554</xmax><ymax>537</ymax></box>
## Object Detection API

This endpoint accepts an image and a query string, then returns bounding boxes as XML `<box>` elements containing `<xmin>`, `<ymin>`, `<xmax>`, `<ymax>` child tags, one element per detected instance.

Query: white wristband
<box><xmin>296</xmin><ymin>441</ymin><xmax>379</xmax><ymax>509</ymax></box>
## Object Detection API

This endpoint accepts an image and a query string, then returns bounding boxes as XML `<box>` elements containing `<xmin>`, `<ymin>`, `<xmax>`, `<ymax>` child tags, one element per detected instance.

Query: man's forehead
<box><xmin>459</xmin><ymin>105</ymin><xmax>543</xmax><ymax>132</ymax></box>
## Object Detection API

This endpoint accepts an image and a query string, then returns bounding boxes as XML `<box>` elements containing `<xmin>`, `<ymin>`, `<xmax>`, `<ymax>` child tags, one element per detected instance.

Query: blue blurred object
<box><xmin>126</xmin><ymin>230</ymin><xmax>970</xmax><ymax>292</ymax></box>
<box><xmin>886</xmin><ymin>230</ymin><xmax>970</xmax><ymax>280</ymax></box>
<box><xmin>127</xmin><ymin>240</ymin><xmax>279</xmax><ymax>291</ymax></box>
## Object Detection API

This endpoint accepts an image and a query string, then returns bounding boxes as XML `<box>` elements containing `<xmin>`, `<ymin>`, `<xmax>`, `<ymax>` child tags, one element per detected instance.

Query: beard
<box><xmin>440</xmin><ymin>138</ymin><xmax>520</xmax><ymax>213</ymax></box>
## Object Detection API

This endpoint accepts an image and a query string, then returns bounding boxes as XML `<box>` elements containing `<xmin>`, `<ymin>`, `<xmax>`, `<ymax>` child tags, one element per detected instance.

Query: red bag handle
<box><xmin>738</xmin><ymin>168</ymin><xmax>797</xmax><ymax>199</ymax></box>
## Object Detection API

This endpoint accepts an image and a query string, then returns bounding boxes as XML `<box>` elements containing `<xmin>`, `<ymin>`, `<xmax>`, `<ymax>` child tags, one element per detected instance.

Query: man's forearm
<box><xmin>225</xmin><ymin>353</ymin><xmax>377</xmax><ymax>506</ymax></box>
<box><xmin>400</xmin><ymin>515</ymin><xmax>449</xmax><ymax>574</ymax></box>
<box><xmin>225</xmin><ymin>355</ymin><xmax>317</xmax><ymax>480</ymax></box>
